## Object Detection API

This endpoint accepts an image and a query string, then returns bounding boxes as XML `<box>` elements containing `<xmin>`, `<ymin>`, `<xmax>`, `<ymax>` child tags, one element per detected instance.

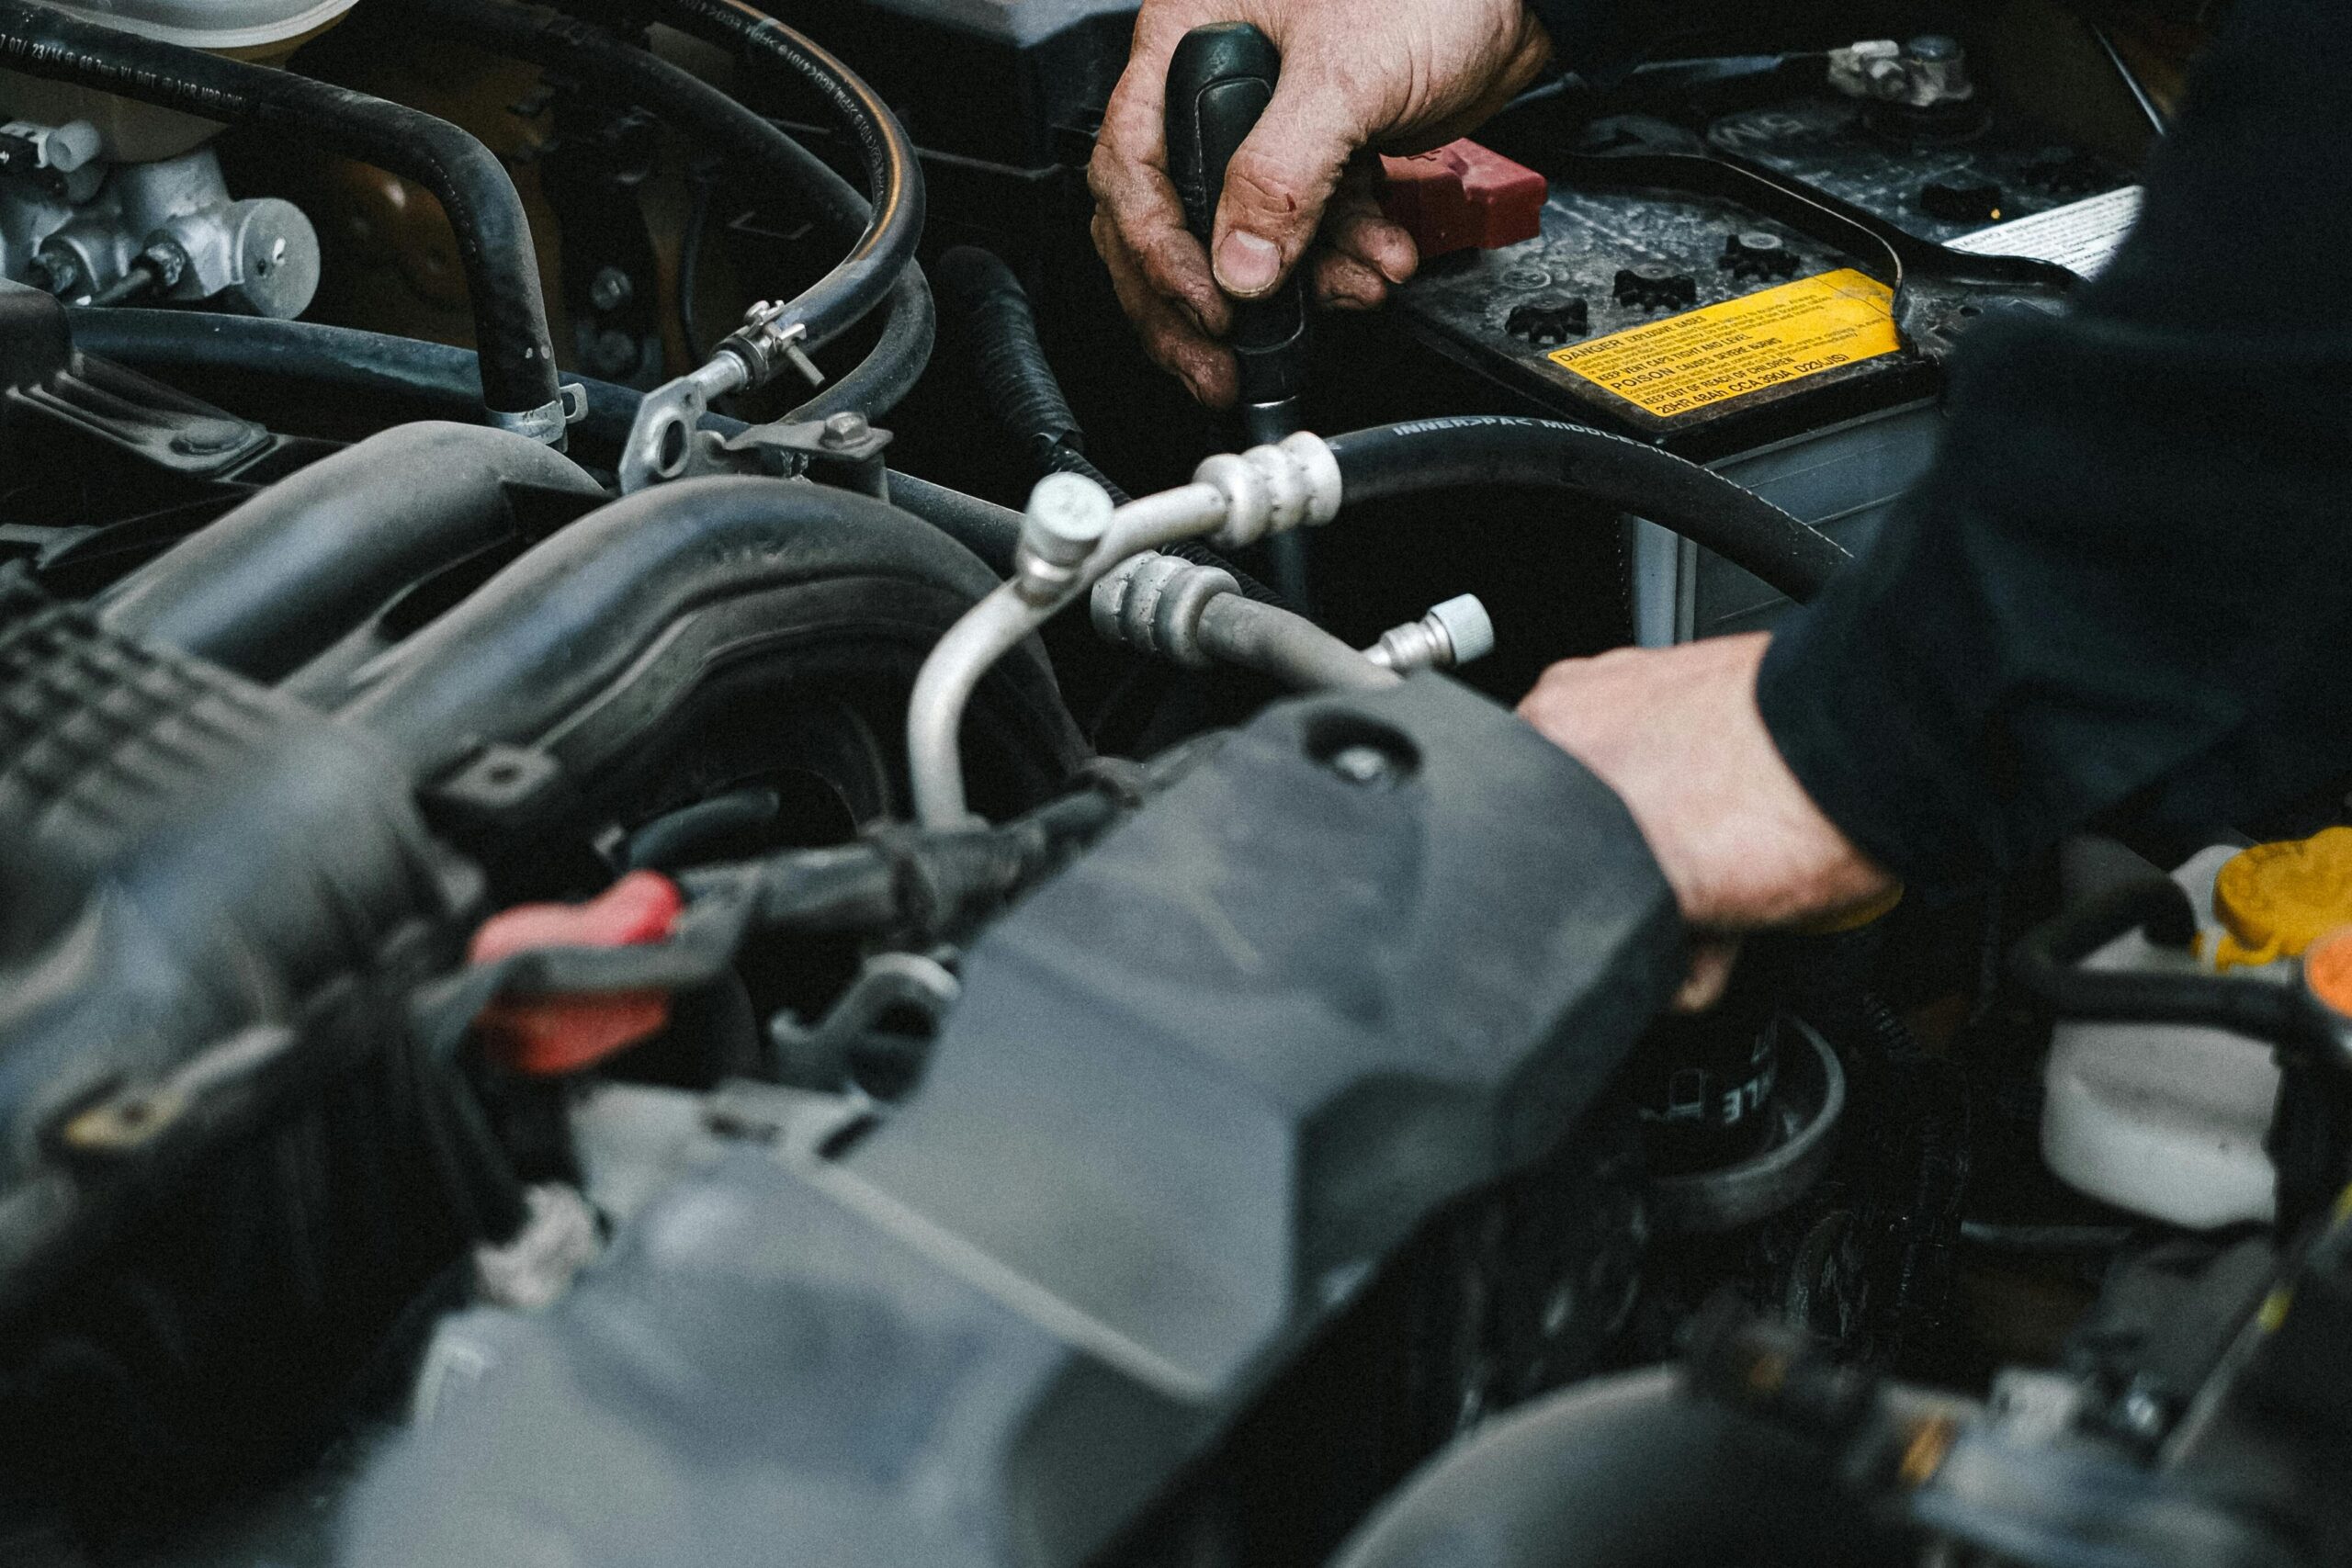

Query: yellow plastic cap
<box><xmin>2214</xmin><ymin>828</ymin><xmax>2352</xmax><ymax>969</ymax></box>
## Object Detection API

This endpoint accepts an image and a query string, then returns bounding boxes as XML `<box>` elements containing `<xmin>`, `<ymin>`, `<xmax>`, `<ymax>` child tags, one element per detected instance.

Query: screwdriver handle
<box><xmin>1164</xmin><ymin>21</ymin><xmax>1306</xmax><ymax>428</ymax></box>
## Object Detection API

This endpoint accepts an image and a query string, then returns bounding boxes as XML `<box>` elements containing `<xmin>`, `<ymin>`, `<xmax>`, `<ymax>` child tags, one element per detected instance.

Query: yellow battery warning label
<box><xmin>1545</xmin><ymin>268</ymin><xmax>1900</xmax><ymax>420</ymax></box>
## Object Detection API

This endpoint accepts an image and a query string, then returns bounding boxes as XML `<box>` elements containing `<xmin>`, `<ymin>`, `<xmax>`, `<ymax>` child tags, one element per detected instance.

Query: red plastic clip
<box><xmin>1377</xmin><ymin>140</ymin><xmax>1547</xmax><ymax>259</ymax></box>
<box><xmin>467</xmin><ymin>870</ymin><xmax>686</xmax><ymax>1077</ymax></box>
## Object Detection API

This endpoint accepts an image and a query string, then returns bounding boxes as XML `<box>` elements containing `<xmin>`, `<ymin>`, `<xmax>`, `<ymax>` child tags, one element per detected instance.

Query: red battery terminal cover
<box><xmin>467</xmin><ymin>870</ymin><xmax>686</xmax><ymax>1077</ymax></box>
<box><xmin>1377</xmin><ymin>139</ymin><xmax>1547</xmax><ymax>259</ymax></box>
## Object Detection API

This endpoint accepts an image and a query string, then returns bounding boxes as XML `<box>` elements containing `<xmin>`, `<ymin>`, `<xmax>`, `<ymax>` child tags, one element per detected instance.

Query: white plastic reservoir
<box><xmin>2041</xmin><ymin>845</ymin><xmax>2288</xmax><ymax>1229</ymax></box>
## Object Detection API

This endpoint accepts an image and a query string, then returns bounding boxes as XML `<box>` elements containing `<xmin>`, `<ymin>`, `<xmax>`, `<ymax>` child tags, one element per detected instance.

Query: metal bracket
<box><xmin>767</xmin><ymin>951</ymin><xmax>960</xmax><ymax>1091</ymax></box>
<box><xmin>489</xmin><ymin>381</ymin><xmax>590</xmax><ymax>447</ymax></box>
<box><xmin>616</xmin><ymin>355</ymin><xmax>747</xmax><ymax>491</ymax></box>
<box><xmin>719</xmin><ymin>411</ymin><xmax>895</xmax><ymax>498</ymax></box>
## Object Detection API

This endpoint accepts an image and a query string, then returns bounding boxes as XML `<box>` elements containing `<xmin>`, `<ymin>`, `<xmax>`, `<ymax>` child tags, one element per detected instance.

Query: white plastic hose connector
<box><xmin>1193</xmin><ymin>431</ymin><xmax>1341</xmax><ymax>550</ymax></box>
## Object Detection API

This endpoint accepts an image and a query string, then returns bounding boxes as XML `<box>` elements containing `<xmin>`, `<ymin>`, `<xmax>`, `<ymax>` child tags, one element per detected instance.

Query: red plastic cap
<box><xmin>1378</xmin><ymin>140</ymin><xmax>1547</xmax><ymax>260</ymax></box>
<box><xmin>467</xmin><ymin>870</ymin><xmax>686</xmax><ymax>1077</ymax></box>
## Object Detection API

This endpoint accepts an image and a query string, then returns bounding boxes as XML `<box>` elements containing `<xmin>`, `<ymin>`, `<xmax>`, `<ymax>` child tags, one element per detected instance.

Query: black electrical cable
<box><xmin>1325</xmin><ymin>415</ymin><xmax>1852</xmax><ymax>604</ymax></box>
<box><xmin>643</xmin><ymin>0</ymin><xmax>923</xmax><ymax>352</ymax></box>
<box><xmin>0</xmin><ymin>0</ymin><xmax>560</xmax><ymax>422</ymax></box>
<box><xmin>401</xmin><ymin>0</ymin><xmax>917</xmax><ymax>361</ymax></box>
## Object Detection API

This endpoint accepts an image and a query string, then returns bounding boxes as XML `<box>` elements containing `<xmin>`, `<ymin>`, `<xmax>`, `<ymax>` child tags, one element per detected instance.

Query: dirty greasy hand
<box><xmin>1517</xmin><ymin>634</ymin><xmax>1898</xmax><ymax>1009</ymax></box>
<box><xmin>1090</xmin><ymin>0</ymin><xmax>1556</xmax><ymax>405</ymax></box>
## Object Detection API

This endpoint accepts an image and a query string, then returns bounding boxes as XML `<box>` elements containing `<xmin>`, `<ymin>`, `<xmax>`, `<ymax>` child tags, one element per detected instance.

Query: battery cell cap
<box><xmin>1378</xmin><ymin>139</ymin><xmax>1545</xmax><ymax>259</ymax></box>
<box><xmin>2212</xmin><ymin>827</ymin><xmax>2352</xmax><ymax>969</ymax></box>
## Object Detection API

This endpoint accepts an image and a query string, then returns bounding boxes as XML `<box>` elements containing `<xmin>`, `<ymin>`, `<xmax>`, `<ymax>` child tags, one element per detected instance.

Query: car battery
<box><xmin>1388</xmin><ymin>53</ymin><xmax>2141</xmax><ymax>645</ymax></box>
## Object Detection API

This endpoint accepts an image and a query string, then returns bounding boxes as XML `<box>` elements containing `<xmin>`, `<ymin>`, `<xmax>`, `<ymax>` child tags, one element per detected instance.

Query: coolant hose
<box><xmin>786</xmin><ymin>265</ymin><xmax>934</xmax><ymax>423</ymax></box>
<box><xmin>334</xmin><ymin>477</ymin><xmax>1073</xmax><ymax>783</ymax></box>
<box><xmin>2011</xmin><ymin>878</ymin><xmax>2305</xmax><ymax>1040</ymax></box>
<box><xmin>648</xmin><ymin>0</ymin><xmax>924</xmax><ymax>351</ymax></box>
<box><xmin>96</xmin><ymin>422</ymin><xmax>605</xmax><ymax>682</ymax></box>
<box><xmin>401</xmin><ymin>0</ymin><xmax>930</xmax><ymax>376</ymax></box>
<box><xmin>1331</xmin><ymin>1366</ymin><xmax>1886</xmax><ymax>1568</ymax></box>
<box><xmin>0</xmin><ymin>0</ymin><xmax>560</xmax><ymax>425</ymax></box>
<box><xmin>1324</xmin><ymin>415</ymin><xmax>1851</xmax><ymax>604</ymax></box>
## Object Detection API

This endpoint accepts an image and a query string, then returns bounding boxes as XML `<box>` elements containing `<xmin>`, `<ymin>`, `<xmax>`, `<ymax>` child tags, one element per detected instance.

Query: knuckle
<box><xmin>1222</xmin><ymin>150</ymin><xmax>1311</xmax><ymax>217</ymax></box>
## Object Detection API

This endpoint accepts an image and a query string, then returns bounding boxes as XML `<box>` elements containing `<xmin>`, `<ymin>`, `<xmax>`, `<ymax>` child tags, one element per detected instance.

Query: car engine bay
<box><xmin>3</xmin><ymin>1</ymin><xmax>2349</xmax><ymax>1564</ymax></box>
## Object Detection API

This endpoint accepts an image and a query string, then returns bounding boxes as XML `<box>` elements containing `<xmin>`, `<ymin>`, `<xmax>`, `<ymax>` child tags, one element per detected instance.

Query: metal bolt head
<box><xmin>30</xmin><ymin>246</ymin><xmax>77</xmax><ymax>295</ymax></box>
<box><xmin>588</xmin><ymin>265</ymin><xmax>633</xmax><ymax>313</ymax></box>
<box><xmin>2120</xmin><ymin>1388</ymin><xmax>2165</xmax><ymax>1438</ymax></box>
<box><xmin>820</xmin><ymin>411</ymin><xmax>870</xmax><ymax>448</ymax></box>
<box><xmin>1329</xmin><ymin>744</ymin><xmax>1401</xmax><ymax>787</ymax></box>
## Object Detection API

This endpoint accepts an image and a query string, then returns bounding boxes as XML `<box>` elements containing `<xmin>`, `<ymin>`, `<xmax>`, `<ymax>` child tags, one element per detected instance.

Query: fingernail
<box><xmin>1215</xmin><ymin>231</ymin><xmax>1280</xmax><ymax>295</ymax></box>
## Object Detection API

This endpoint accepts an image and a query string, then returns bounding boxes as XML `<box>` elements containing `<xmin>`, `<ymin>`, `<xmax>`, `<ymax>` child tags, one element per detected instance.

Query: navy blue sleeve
<box><xmin>1754</xmin><ymin>0</ymin><xmax>2352</xmax><ymax>897</ymax></box>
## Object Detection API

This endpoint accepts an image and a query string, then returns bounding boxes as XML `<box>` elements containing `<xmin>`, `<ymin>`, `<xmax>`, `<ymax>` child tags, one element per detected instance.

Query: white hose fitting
<box><xmin>1196</xmin><ymin>431</ymin><xmax>1340</xmax><ymax>550</ymax></box>
<box><xmin>1091</xmin><ymin>551</ymin><xmax>1239</xmax><ymax>669</ymax></box>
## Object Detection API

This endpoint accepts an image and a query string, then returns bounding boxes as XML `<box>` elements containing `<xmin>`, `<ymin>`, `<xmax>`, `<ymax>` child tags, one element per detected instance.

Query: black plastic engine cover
<box><xmin>342</xmin><ymin>675</ymin><xmax>1682</xmax><ymax>1566</ymax></box>
<box><xmin>0</xmin><ymin>570</ymin><xmax>470</xmax><ymax>1309</ymax></box>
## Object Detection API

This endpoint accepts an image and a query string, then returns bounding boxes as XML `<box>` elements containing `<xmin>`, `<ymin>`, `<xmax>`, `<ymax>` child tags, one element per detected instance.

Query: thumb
<box><xmin>1209</xmin><ymin>77</ymin><xmax>1362</xmax><ymax>299</ymax></box>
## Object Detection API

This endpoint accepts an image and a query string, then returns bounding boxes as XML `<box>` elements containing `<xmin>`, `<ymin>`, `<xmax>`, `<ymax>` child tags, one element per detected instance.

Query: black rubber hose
<box><xmin>1325</xmin><ymin>415</ymin><xmax>1852</xmax><ymax>604</ymax></box>
<box><xmin>74</xmin><ymin>308</ymin><xmax>989</xmax><ymax>553</ymax></box>
<box><xmin>888</xmin><ymin>471</ymin><xmax>1022</xmax><ymax>571</ymax></box>
<box><xmin>643</xmin><ymin>0</ymin><xmax>923</xmax><ymax>351</ymax></box>
<box><xmin>334</xmin><ymin>476</ymin><xmax>1080</xmax><ymax>783</ymax></box>
<box><xmin>400</xmin><ymin>0</ymin><xmax>926</xmax><ymax>378</ymax></box>
<box><xmin>96</xmin><ymin>422</ymin><xmax>605</xmax><ymax>682</ymax></box>
<box><xmin>2010</xmin><ymin>878</ymin><xmax>2305</xmax><ymax>1041</ymax></box>
<box><xmin>786</xmin><ymin>263</ymin><xmax>934</xmax><ymax>423</ymax></box>
<box><xmin>70</xmin><ymin>308</ymin><xmax>623</xmax><ymax>444</ymax></box>
<box><xmin>0</xmin><ymin>0</ymin><xmax>560</xmax><ymax>421</ymax></box>
<box><xmin>1332</xmin><ymin>1367</ymin><xmax>1888</xmax><ymax>1568</ymax></box>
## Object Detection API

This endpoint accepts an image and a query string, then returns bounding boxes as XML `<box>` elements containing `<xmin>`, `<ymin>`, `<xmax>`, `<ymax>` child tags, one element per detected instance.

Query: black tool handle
<box><xmin>1165</xmin><ymin>21</ymin><xmax>1306</xmax><ymax>429</ymax></box>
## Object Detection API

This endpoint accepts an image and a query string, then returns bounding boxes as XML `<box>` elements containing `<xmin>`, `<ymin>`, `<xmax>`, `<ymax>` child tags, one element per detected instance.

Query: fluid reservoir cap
<box><xmin>2213</xmin><ymin>827</ymin><xmax>2352</xmax><ymax>969</ymax></box>
<box><xmin>27</xmin><ymin>0</ymin><xmax>358</xmax><ymax>51</ymax></box>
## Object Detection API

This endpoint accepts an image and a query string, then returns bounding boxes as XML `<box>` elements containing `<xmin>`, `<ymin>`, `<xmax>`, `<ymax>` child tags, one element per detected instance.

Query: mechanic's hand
<box><xmin>1091</xmin><ymin>0</ymin><xmax>1555</xmax><ymax>405</ymax></box>
<box><xmin>1517</xmin><ymin>634</ymin><xmax>1897</xmax><ymax>1008</ymax></box>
